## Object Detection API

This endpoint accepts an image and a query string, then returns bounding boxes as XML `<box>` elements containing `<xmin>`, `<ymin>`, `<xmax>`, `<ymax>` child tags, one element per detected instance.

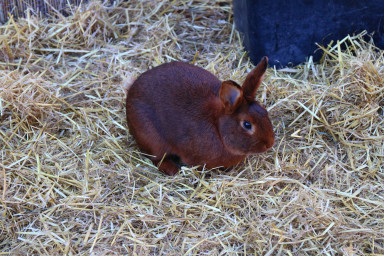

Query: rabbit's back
<box><xmin>128</xmin><ymin>62</ymin><xmax>220</xmax><ymax>107</ymax></box>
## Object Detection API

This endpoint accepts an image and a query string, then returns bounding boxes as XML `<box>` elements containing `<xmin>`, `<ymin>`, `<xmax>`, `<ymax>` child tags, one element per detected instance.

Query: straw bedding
<box><xmin>1</xmin><ymin>0</ymin><xmax>383</xmax><ymax>255</ymax></box>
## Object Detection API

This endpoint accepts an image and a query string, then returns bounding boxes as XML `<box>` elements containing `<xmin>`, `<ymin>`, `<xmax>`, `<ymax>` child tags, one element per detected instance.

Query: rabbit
<box><xmin>126</xmin><ymin>57</ymin><xmax>274</xmax><ymax>176</ymax></box>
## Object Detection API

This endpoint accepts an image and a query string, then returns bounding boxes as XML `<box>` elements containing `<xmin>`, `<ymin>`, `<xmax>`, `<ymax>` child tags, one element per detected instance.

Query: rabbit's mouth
<box><xmin>246</xmin><ymin>140</ymin><xmax>273</xmax><ymax>154</ymax></box>
<box><xmin>222</xmin><ymin>139</ymin><xmax>270</xmax><ymax>156</ymax></box>
<box><xmin>255</xmin><ymin>141</ymin><xmax>274</xmax><ymax>153</ymax></box>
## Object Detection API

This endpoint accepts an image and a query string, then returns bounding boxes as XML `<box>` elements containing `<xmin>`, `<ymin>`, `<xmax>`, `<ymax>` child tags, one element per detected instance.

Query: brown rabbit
<box><xmin>126</xmin><ymin>57</ymin><xmax>274</xmax><ymax>176</ymax></box>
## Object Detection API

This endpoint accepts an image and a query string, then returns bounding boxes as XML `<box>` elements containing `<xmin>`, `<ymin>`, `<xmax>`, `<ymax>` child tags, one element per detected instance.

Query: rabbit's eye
<box><xmin>242</xmin><ymin>121</ymin><xmax>252</xmax><ymax>130</ymax></box>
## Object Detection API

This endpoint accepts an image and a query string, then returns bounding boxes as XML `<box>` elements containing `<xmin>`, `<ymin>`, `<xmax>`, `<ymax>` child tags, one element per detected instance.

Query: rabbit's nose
<box><xmin>264</xmin><ymin>137</ymin><xmax>274</xmax><ymax>150</ymax></box>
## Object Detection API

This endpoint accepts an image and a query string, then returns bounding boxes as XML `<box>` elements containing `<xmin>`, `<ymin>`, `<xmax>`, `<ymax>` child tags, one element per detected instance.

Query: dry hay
<box><xmin>0</xmin><ymin>0</ymin><xmax>383</xmax><ymax>255</ymax></box>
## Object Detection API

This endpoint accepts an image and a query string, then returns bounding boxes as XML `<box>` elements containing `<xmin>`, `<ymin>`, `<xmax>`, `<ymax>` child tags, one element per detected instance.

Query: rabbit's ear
<box><xmin>220</xmin><ymin>80</ymin><xmax>243</xmax><ymax>113</ymax></box>
<box><xmin>242</xmin><ymin>56</ymin><xmax>268</xmax><ymax>101</ymax></box>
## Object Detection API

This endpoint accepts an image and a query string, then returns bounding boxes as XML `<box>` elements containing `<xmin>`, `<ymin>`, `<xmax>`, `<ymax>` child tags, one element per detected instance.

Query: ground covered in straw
<box><xmin>1</xmin><ymin>0</ymin><xmax>384</xmax><ymax>255</ymax></box>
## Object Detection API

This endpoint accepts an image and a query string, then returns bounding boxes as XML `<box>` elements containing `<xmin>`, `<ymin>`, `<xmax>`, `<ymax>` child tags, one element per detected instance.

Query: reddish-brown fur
<box><xmin>126</xmin><ymin>57</ymin><xmax>274</xmax><ymax>175</ymax></box>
